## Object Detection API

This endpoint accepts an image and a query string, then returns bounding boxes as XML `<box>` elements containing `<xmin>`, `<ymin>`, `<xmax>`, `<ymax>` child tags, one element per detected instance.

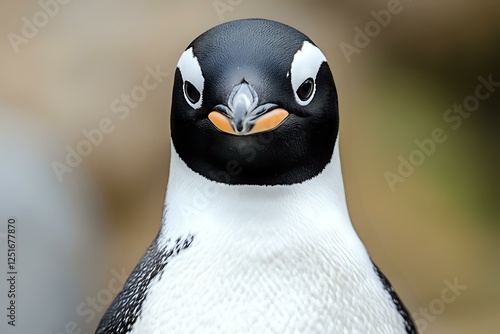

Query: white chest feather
<box><xmin>130</xmin><ymin>143</ymin><xmax>407</xmax><ymax>334</ymax></box>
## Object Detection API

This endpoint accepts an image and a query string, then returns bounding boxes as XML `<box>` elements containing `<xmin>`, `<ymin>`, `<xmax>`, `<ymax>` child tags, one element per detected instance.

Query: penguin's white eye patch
<box><xmin>177</xmin><ymin>47</ymin><xmax>204</xmax><ymax>109</ymax></box>
<box><xmin>290</xmin><ymin>41</ymin><xmax>327</xmax><ymax>106</ymax></box>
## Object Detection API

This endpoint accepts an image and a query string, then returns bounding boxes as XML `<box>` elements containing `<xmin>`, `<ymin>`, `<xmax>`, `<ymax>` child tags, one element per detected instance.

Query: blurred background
<box><xmin>0</xmin><ymin>0</ymin><xmax>498</xmax><ymax>333</ymax></box>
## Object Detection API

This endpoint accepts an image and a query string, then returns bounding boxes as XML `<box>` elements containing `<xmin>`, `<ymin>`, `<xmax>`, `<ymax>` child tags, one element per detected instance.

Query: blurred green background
<box><xmin>0</xmin><ymin>0</ymin><xmax>498</xmax><ymax>333</ymax></box>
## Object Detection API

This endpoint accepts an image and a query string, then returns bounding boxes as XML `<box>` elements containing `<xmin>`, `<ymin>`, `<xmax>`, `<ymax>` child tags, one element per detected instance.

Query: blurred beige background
<box><xmin>0</xmin><ymin>0</ymin><xmax>498</xmax><ymax>333</ymax></box>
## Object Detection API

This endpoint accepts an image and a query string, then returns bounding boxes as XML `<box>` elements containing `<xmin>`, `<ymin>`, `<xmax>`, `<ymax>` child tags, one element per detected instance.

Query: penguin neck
<box><xmin>162</xmin><ymin>138</ymin><xmax>351</xmax><ymax>234</ymax></box>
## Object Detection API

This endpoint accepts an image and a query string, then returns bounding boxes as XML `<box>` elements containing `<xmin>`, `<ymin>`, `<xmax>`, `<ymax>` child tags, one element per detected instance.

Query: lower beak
<box><xmin>207</xmin><ymin>82</ymin><xmax>289</xmax><ymax>136</ymax></box>
<box><xmin>208</xmin><ymin>108</ymin><xmax>289</xmax><ymax>136</ymax></box>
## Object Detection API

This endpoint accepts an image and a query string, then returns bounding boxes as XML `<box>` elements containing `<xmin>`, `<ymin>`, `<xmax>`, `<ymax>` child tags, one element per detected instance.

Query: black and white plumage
<box><xmin>96</xmin><ymin>18</ymin><xmax>417</xmax><ymax>334</ymax></box>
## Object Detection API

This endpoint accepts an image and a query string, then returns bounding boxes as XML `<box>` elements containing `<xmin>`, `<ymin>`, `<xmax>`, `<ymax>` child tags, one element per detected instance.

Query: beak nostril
<box><xmin>235</xmin><ymin>121</ymin><xmax>244</xmax><ymax>132</ymax></box>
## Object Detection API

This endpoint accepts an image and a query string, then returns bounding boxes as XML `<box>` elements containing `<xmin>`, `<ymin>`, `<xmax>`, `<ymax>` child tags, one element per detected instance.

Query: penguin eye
<box><xmin>296</xmin><ymin>78</ymin><xmax>314</xmax><ymax>101</ymax></box>
<box><xmin>184</xmin><ymin>81</ymin><xmax>200</xmax><ymax>104</ymax></box>
<box><xmin>177</xmin><ymin>47</ymin><xmax>205</xmax><ymax>109</ymax></box>
<box><xmin>290</xmin><ymin>41</ymin><xmax>327</xmax><ymax>106</ymax></box>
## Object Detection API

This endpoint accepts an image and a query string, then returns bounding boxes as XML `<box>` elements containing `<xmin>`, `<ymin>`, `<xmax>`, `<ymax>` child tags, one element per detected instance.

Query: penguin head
<box><xmin>171</xmin><ymin>18</ymin><xmax>338</xmax><ymax>186</ymax></box>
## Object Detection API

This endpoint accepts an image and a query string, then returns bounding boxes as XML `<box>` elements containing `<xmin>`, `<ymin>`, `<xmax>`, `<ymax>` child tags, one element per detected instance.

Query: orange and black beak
<box><xmin>208</xmin><ymin>82</ymin><xmax>289</xmax><ymax>136</ymax></box>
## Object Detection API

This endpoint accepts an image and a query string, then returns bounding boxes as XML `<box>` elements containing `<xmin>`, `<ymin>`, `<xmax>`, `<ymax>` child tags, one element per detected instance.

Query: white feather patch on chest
<box><xmin>130</xmin><ymin>141</ymin><xmax>407</xmax><ymax>334</ymax></box>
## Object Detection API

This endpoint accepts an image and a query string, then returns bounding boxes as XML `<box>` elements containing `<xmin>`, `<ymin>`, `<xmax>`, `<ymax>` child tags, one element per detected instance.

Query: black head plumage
<box><xmin>171</xmin><ymin>18</ymin><xmax>338</xmax><ymax>185</ymax></box>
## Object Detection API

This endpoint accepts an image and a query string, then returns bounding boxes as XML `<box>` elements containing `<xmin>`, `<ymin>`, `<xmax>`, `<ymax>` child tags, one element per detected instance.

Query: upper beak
<box><xmin>208</xmin><ymin>82</ymin><xmax>289</xmax><ymax>136</ymax></box>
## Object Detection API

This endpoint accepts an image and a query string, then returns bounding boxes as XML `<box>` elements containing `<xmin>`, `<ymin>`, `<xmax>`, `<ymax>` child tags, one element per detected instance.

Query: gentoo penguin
<box><xmin>96</xmin><ymin>18</ymin><xmax>417</xmax><ymax>334</ymax></box>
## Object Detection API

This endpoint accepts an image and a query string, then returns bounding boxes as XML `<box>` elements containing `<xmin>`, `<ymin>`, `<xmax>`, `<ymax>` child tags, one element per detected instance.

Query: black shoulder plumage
<box><xmin>95</xmin><ymin>233</ymin><xmax>194</xmax><ymax>334</ymax></box>
<box><xmin>372</xmin><ymin>262</ymin><xmax>418</xmax><ymax>334</ymax></box>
